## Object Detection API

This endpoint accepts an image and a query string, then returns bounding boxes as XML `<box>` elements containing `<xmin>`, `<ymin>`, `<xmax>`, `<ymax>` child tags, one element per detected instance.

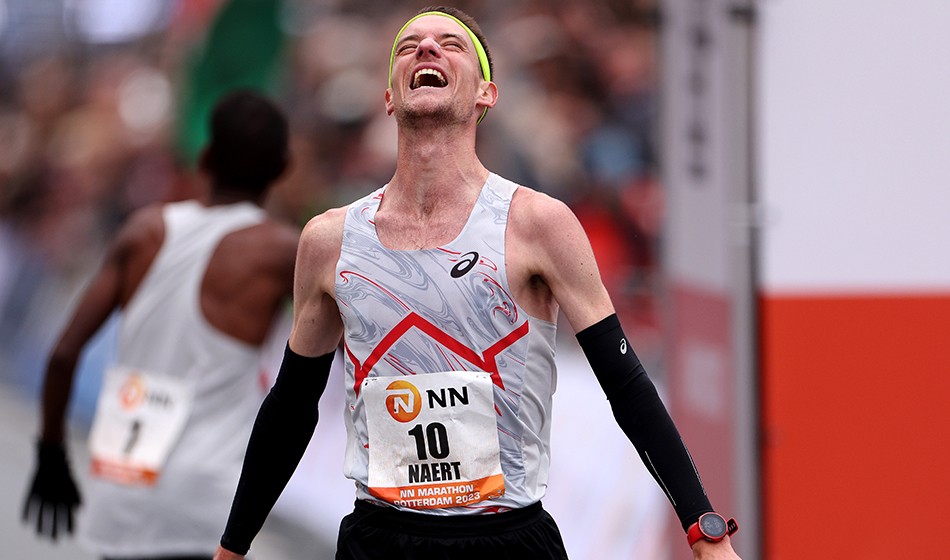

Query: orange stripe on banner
<box><xmin>369</xmin><ymin>473</ymin><xmax>505</xmax><ymax>509</ymax></box>
<box><xmin>91</xmin><ymin>458</ymin><xmax>160</xmax><ymax>486</ymax></box>
<box><xmin>761</xmin><ymin>293</ymin><xmax>950</xmax><ymax>560</ymax></box>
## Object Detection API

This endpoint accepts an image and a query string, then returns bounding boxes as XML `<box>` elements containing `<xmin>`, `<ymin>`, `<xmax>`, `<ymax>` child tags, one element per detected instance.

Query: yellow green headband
<box><xmin>388</xmin><ymin>11</ymin><xmax>492</xmax><ymax>122</ymax></box>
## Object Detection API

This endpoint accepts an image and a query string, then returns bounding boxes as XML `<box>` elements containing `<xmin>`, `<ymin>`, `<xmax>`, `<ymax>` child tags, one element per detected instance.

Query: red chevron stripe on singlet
<box><xmin>345</xmin><ymin>312</ymin><xmax>529</xmax><ymax>396</ymax></box>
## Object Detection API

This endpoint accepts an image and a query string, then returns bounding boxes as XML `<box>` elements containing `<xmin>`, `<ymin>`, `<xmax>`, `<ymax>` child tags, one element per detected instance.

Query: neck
<box><xmin>386</xmin><ymin>122</ymin><xmax>487</xmax><ymax>216</ymax></box>
<box><xmin>208</xmin><ymin>184</ymin><xmax>262</xmax><ymax>207</ymax></box>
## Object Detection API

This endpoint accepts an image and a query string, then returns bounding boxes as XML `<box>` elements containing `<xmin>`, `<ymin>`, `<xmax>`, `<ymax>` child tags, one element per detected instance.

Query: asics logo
<box><xmin>620</xmin><ymin>338</ymin><xmax>627</xmax><ymax>355</ymax></box>
<box><xmin>450</xmin><ymin>251</ymin><xmax>479</xmax><ymax>278</ymax></box>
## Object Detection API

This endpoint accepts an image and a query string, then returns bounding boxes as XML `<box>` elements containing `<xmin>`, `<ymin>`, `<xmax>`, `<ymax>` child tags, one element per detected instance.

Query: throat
<box><xmin>376</xmin><ymin>213</ymin><xmax>468</xmax><ymax>251</ymax></box>
<box><xmin>375</xmin><ymin>172</ymin><xmax>489</xmax><ymax>250</ymax></box>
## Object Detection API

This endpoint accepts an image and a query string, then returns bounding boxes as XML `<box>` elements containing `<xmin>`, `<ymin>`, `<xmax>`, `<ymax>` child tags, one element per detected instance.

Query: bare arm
<box><xmin>507</xmin><ymin>187</ymin><xmax>615</xmax><ymax>332</ymax></box>
<box><xmin>25</xmin><ymin>205</ymin><xmax>162</xmax><ymax>541</ymax></box>
<box><xmin>41</xmin><ymin>264</ymin><xmax>120</xmax><ymax>444</ymax></box>
<box><xmin>41</xmin><ymin>206</ymin><xmax>163</xmax><ymax>443</ymax></box>
<box><xmin>510</xmin><ymin>188</ymin><xmax>742</xmax><ymax>559</ymax></box>
<box><xmin>287</xmin><ymin>207</ymin><xmax>346</xmax><ymax>356</ymax></box>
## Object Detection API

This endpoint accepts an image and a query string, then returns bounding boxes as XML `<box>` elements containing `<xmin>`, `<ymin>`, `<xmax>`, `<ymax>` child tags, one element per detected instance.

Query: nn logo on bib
<box><xmin>119</xmin><ymin>374</ymin><xmax>147</xmax><ymax>411</ymax></box>
<box><xmin>385</xmin><ymin>380</ymin><xmax>422</xmax><ymax>422</ymax></box>
<box><xmin>118</xmin><ymin>373</ymin><xmax>174</xmax><ymax>412</ymax></box>
<box><xmin>385</xmin><ymin>379</ymin><xmax>473</xmax><ymax>423</ymax></box>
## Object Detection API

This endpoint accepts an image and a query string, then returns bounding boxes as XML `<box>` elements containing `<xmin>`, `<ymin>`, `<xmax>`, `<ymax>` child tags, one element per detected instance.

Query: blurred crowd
<box><xmin>0</xmin><ymin>0</ymin><xmax>663</xmax><ymax>398</ymax></box>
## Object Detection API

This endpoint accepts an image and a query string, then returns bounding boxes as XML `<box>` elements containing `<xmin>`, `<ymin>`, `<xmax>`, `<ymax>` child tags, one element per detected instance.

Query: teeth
<box><xmin>412</xmin><ymin>68</ymin><xmax>447</xmax><ymax>88</ymax></box>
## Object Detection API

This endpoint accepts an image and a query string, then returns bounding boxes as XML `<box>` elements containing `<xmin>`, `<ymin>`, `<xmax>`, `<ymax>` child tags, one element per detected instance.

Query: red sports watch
<box><xmin>687</xmin><ymin>512</ymin><xmax>738</xmax><ymax>547</ymax></box>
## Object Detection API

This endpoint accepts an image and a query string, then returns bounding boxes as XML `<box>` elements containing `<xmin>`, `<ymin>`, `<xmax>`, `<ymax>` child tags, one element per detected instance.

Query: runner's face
<box><xmin>388</xmin><ymin>15</ymin><xmax>486</xmax><ymax>126</ymax></box>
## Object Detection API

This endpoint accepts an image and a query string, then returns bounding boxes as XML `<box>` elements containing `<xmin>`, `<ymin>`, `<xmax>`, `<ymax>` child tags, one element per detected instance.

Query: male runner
<box><xmin>215</xmin><ymin>7</ymin><xmax>742</xmax><ymax>559</ymax></box>
<box><xmin>22</xmin><ymin>90</ymin><xmax>298</xmax><ymax>560</ymax></box>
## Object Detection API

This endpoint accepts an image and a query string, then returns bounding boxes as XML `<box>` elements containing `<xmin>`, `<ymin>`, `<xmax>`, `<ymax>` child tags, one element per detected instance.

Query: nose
<box><xmin>416</xmin><ymin>37</ymin><xmax>442</xmax><ymax>59</ymax></box>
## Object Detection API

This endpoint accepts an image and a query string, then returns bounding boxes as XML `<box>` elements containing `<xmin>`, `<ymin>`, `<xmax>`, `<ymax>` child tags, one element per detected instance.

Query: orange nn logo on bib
<box><xmin>119</xmin><ymin>374</ymin><xmax>146</xmax><ymax>411</ymax></box>
<box><xmin>385</xmin><ymin>380</ymin><xmax>422</xmax><ymax>422</ymax></box>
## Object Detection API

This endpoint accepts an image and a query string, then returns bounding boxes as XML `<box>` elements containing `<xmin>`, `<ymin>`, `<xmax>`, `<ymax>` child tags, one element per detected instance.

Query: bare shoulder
<box><xmin>246</xmin><ymin>218</ymin><xmax>300</xmax><ymax>281</ymax></box>
<box><xmin>115</xmin><ymin>203</ymin><xmax>165</xmax><ymax>251</ymax></box>
<box><xmin>108</xmin><ymin>203</ymin><xmax>167</xmax><ymax>305</ymax></box>
<box><xmin>509</xmin><ymin>186</ymin><xmax>578</xmax><ymax>232</ymax></box>
<box><xmin>293</xmin><ymin>205</ymin><xmax>349</xmax><ymax>289</ymax></box>
<box><xmin>298</xmin><ymin>206</ymin><xmax>348</xmax><ymax>261</ymax></box>
<box><xmin>508</xmin><ymin>185</ymin><xmax>614</xmax><ymax>331</ymax></box>
<box><xmin>214</xmin><ymin>211</ymin><xmax>299</xmax><ymax>270</ymax></box>
<box><xmin>260</xmin><ymin>217</ymin><xmax>302</xmax><ymax>247</ymax></box>
<box><xmin>107</xmin><ymin>203</ymin><xmax>166</xmax><ymax>274</ymax></box>
<box><xmin>256</xmin><ymin>217</ymin><xmax>300</xmax><ymax>256</ymax></box>
<box><xmin>509</xmin><ymin>186</ymin><xmax>589</xmax><ymax>262</ymax></box>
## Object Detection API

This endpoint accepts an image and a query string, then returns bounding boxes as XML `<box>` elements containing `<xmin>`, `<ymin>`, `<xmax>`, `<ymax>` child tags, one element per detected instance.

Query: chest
<box><xmin>338</xmin><ymin>197</ymin><xmax>511</xmax><ymax>318</ymax></box>
<box><xmin>374</xmin><ymin>210</ymin><xmax>471</xmax><ymax>251</ymax></box>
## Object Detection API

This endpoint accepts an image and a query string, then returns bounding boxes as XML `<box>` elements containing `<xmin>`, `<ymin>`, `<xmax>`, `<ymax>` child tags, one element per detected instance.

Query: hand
<box><xmin>691</xmin><ymin>536</ymin><xmax>742</xmax><ymax>559</ymax></box>
<box><xmin>214</xmin><ymin>545</ymin><xmax>246</xmax><ymax>560</ymax></box>
<box><xmin>22</xmin><ymin>441</ymin><xmax>82</xmax><ymax>540</ymax></box>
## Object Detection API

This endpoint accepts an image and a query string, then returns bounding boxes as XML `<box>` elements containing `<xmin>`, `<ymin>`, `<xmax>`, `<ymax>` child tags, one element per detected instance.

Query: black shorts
<box><xmin>335</xmin><ymin>500</ymin><xmax>569</xmax><ymax>560</ymax></box>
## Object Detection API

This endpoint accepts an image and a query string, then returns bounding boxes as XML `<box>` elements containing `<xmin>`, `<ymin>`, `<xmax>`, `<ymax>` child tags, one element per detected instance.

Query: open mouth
<box><xmin>411</xmin><ymin>68</ymin><xmax>447</xmax><ymax>89</ymax></box>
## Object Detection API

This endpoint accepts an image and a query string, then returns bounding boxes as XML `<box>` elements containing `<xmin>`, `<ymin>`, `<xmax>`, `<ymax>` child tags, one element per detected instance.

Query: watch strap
<box><xmin>686</xmin><ymin>513</ymin><xmax>739</xmax><ymax>547</ymax></box>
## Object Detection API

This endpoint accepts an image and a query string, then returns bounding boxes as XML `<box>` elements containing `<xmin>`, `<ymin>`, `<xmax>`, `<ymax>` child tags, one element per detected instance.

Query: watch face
<box><xmin>700</xmin><ymin>513</ymin><xmax>727</xmax><ymax>538</ymax></box>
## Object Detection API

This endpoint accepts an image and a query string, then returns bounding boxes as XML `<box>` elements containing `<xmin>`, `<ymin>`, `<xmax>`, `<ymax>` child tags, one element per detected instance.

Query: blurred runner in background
<box><xmin>22</xmin><ymin>89</ymin><xmax>299</xmax><ymax>560</ymax></box>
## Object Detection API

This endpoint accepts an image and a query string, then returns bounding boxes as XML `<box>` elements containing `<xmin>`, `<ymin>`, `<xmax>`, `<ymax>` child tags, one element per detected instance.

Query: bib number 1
<box><xmin>87</xmin><ymin>366</ymin><xmax>193</xmax><ymax>485</ymax></box>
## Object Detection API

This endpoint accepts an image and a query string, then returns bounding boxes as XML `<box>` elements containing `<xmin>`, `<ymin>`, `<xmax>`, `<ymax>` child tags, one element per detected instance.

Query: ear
<box><xmin>385</xmin><ymin>89</ymin><xmax>395</xmax><ymax>116</ymax></box>
<box><xmin>476</xmin><ymin>81</ymin><xmax>498</xmax><ymax>111</ymax></box>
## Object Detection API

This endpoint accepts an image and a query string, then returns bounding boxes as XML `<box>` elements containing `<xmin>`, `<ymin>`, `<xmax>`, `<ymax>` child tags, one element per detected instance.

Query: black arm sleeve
<box><xmin>219</xmin><ymin>343</ymin><xmax>333</xmax><ymax>555</ymax></box>
<box><xmin>576</xmin><ymin>314</ymin><xmax>713</xmax><ymax>531</ymax></box>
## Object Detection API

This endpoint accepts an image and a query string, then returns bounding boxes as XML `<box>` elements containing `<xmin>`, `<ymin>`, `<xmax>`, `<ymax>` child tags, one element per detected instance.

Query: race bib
<box><xmin>88</xmin><ymin>366</ymin><xmax>193</xmax><ymax>485</ymax></box>
<box><xmin>363</xmin><ymin>371</ymin><xmax>505</xmax><ymax>509</ymax></box>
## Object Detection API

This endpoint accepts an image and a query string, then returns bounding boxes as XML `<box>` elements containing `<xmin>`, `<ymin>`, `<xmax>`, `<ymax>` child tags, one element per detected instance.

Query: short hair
<box><xmin>204</xmin><ymin>90</ymin><xmax>289</xmax><ymax>194</ymax></box>
<box><xmin>418</xmin><ymin>6</ymin><xmax>494</xmax><ymax>82</ymax></box>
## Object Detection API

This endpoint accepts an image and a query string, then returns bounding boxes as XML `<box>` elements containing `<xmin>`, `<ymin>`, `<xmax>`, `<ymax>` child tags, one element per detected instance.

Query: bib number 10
<box><xmin>407</xmin><ymin>422</ymin><xmax>450</xmax><ymax>460</ymax></box>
